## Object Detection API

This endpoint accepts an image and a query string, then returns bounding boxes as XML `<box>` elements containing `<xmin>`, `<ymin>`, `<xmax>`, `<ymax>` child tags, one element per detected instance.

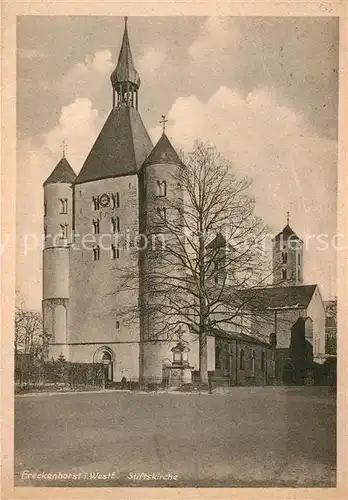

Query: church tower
<box><xmin>67</xmin><ymin>17</ymin><xmax>153</xmax><ymax>380</ymax></box>
<box><xmin>272</xmin><ymin>214</ymin><xmax>304</xmax><ymax>287</ymax></box>
<box><xmin>42</xmin><ymin>153</ymin><xmax>76</xmax><ymax>359</ymax></box>
<box><xmin>139</xmin><ymin>130</ymin><xmax>185</xmax><ymax>383</ymax></box>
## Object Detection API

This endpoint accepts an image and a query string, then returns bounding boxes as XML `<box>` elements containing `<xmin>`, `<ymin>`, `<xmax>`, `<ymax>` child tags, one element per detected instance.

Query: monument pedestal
<box><xmin>167</xmin><ymin>342</ymin><xmax>193</xmax><ymax>387</ymax></box>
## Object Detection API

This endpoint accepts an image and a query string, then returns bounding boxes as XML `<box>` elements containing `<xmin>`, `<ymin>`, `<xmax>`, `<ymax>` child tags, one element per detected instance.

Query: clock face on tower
<box><xmin>99</xmin><ymin>193</ymin><xmax>110</xmax><ymax>208</ymax></box>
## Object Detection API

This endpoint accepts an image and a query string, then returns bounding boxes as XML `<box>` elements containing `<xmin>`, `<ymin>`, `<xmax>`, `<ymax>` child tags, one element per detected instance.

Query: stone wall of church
<box><xmin>43</xmin><ymin>248</ymin><xmax>70</xmax><ymax>298</ymax></box>
<box><xmin>213</xmin><ymin>338</ymin><xmax>275</xmax><ymax>386</ymax></box>
<box><xmin>67</xmin><ymin>342</ymin><xmax>140</xmax><ymax>381</ymax></box>
<box><xmin>250</xmin><ymin>308</ymin><xmax>306</xmax><ymax>348</ymax></box>
<box><xmin>69</xmin><ymin>176</ymin><xmax>140</xmax><ymax>348</ymax></box>
<box><xmin>43</xmin><ymin>183</ymin><xmax>72</xmax><ymax>358</ymax></box>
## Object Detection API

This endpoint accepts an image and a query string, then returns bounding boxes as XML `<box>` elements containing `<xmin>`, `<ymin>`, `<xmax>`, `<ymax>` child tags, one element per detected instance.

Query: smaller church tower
<box><xmin>272</xmin><ymin>213</ymin><xmax>304</xmax><ymax>287</ymax></box>
<box><xmin>42</xmin><ymin>153</ymin><xmax>76</xmax><ymax>359</ymax></box>
<box><xmin>139</xmin><ymin>128</ymin><xmax>185</xmax><ymax>383</ymax></box>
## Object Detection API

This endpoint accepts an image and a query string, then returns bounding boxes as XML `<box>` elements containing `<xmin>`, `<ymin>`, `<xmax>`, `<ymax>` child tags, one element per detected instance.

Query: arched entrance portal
<box><xmin>102</xmin><ymin>351</ymin><xmax>113</xmax><ymax>381</ymax></box>
<box><xmin>93</xmin><ymin>346</ymin><xmax>115</xmax><ymax>382</ymax></box>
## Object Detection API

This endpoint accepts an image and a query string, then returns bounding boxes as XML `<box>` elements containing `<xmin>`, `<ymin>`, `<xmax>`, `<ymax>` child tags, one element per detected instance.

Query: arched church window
<box><xmin>156</xmin><ymin>180</ymin><xmax>167</xmax><ymax>197</ymax></box>
<box><xmin>59</xmin><ymin>198</ymin><xmax>68</xmax><ymax>214</ymax></box>
<box><xmin>93</xmin><ymin>246</ymin><xmax>100</xmax><ymax>261</ymax></box>
<box><xmin>112</xmin><ymin>193</ymin><xmax>120</xmax><ymax>209</ymax></box>
<box><xmin>250</xmin><ymin>349</ymin><xmax>255</xmax><ymax>376</ymax></box>
<box><xmin>239</xmin><ymin>349</ymin><xmax>245</xmax><ymax>370</ymax></box>
<box><xmin>60</xmin><ymin>224</ymin><xmax>68</xmax><ymax>239</ymax></box>
<box><xmin>282</xmin><ymin>269</ymin><xmax>287</xmax><ymax>280</ymax></box>
<box><xmin>111</xmin><ymin>244</ymin><xmax>120</xmax><ymax>260</ymax></box>
<box><xmin>92</xmin><ymin>196</ymin><xmax>99</xmax><ymax>211</ymax></box>
<box><xmin>116</xmin><ymin>320</ymin><xmax>120</xmax><ymax>329</ymax></box>
<box><xmin>92</xmin><ymin>219</ymin><xmax>100</xmax><ymax>234</ymax></box>
<box><xmin>298</xmin><ymin>254</ymin><xmax>301</xmax><ymax>265</ymax></box>
<box><xmin>111</xmin><ymin>216</ymin><xmax>120</xmax><ymax>233</ymax></box>
<box><xmin>282</xmin><ymin>252</ymin><xmax>287</xmax><ymax>264</ymax></box>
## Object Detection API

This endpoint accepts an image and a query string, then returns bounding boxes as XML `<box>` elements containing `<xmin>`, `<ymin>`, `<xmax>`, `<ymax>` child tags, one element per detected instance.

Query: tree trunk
<box><xmin>198</xmin><ymin>229</ymin><xmax>208</xmax><ymax>385</ymax></box>
<box><xmin>199</xmin><ymin>328</ymin><xmax>208</xmax><ymax>384</ymax></box>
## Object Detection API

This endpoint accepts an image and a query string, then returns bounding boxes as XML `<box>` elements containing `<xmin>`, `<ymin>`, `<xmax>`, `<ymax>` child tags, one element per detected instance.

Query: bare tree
<box><xmin>15</xmin><ymin>306</ymin><xmax>43</xmax><ymax>357</ymax></box>
<box><xmin>117</xmin><ymin>141</ymin><xmax>274</xmax><ymax>384</ymax></box>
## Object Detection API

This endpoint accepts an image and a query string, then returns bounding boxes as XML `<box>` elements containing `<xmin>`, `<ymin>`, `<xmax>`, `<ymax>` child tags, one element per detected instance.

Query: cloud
<box><xmin>187</xmin><ymin>17</ymin><xmax>338</xmax><ymax>138</ymax></box>
<box><xmin>150</xmin><ymin>85</ymin><xmax>337</xmax><ymax>296</ymax></box>
<box><xmin>137</xmin><ymin>46</ymin><xmax>167</xmax><ymax>76</ymax></box>
<box><xmin>189</xmin><ymin>17</ymin><xmax>235</xmax><ymax>62</ymax></box>
<box><xmin>58</xmin><ymin>50</ymin><xmax>115</xmax><ymax>103</ymax></box>
<box><xmin>43</xmin><ymin>98</ymin><xmax>105</xmax><ymax>171</ymax></box>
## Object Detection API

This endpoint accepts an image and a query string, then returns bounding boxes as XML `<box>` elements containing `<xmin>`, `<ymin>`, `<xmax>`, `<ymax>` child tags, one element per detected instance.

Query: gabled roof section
<box><xmin>74</xmin><ymin>106</ymin><xmax>153</xmax><ymax>184</ymax></box>
<box><xmin>142</xmin><ymin>133</ymin><xmax>184</xmax><ymax>168</ymax></box>
<box><xmin>242</xmin><ymin>284</ymin><xmax>317</xmax><ymax>311</ymax></box>
<box><xmin>43</xmin><ymin>157</ymin><xmax>76</xmax><ymax>187</ymax></box>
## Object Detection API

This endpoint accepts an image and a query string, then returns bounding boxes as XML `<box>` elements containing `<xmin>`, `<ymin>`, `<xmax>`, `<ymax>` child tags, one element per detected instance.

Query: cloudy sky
<box><xmin>16</xmin><ymin>16</ymin><xmax>338</xmax><ymax>309</ymax></box>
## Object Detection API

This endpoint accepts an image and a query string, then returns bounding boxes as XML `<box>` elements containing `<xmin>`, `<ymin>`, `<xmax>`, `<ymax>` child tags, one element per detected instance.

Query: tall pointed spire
<box><xmin>110</xmin><ymin>17</ymin><xmax>140</xmax><ymax>109</ymax></box>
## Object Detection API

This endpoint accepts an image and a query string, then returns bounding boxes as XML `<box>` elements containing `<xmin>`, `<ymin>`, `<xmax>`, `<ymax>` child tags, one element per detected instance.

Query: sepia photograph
<box><xmin>11</xmin><ymin>11</ymin><xmax>340</xmax><ymax>490</ymax></box>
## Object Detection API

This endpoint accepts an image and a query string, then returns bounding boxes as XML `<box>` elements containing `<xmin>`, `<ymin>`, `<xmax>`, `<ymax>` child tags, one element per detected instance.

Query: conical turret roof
<box><xmin>142</xmin><ymin>133</ymin><xmax>183</xmax><ymax>168</ymax></box>
<box><xmin>110</xmin><ymin>17</ymin><xmax>140</xmax><ymax>89</ymax></box>
<box><xmin>43</xmin><ymin>157</ymin><xmax>76</xmax><ymax>187</ymax></box>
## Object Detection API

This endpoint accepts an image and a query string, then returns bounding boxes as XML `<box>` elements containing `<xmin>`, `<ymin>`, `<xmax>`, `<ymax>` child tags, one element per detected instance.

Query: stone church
<box><xmin>42</xmin><ymin>19</ymin><xmax>326</xmax><ymax>385</ymax></box>
<box><xmin>43</xmin><ymin>18</ymin><xmax>200</xmax><ymax>384</ymax></box>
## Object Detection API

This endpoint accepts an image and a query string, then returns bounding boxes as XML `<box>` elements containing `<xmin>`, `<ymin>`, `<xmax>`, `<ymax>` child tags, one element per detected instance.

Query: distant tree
<box><xmin>15</xmin><ymin>306</ymin><xmax>43</xmax><ymax>357</ymax></box>
<box><xmin>117</xmin><ymin>141</ymin><xmax>273</xmax><ymax>384</ymax></box>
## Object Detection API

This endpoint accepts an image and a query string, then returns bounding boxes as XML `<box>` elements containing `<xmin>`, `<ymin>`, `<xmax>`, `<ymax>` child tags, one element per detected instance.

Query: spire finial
<box><xmin>61</xmin><ymin>140</ymin><xmax>67</xmax><ymax>159</ymax></box>
<box><xmin>110</xmin><ymin>14</ymin><xmax>141</xmax><ymax>102</ymax></box>
<box><xmin>160</xmin><ymin>114</ymin><xmax>168</xmax><ymax>133</ymax></box>
<box><xmin>287</xmin><ymin>211</ymin><xmax>290</xmax><ymax>225</ymax></box>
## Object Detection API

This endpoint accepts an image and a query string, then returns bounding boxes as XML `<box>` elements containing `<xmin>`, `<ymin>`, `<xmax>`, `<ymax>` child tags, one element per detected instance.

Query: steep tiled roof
<box><xmin>273</xmin><ymin>224</ymin><xmax>302</xmax><ymax>242</ymax></box>
<box><xmin>242</xmin><ymin>284</ymin><xmax>317</xmax><ymax>311</ymax></box>
<box><xmin>74</xmin><ymin>106</ymin><xmax>153</xmax><ymax>184</ymax></box>
<box><xmin>142</xmin><ymin>133</ymin><xmax>183</xmax><ymax>168</ymax></box>
<box><xmin>43</xmin><ymin>157</ymin><xmax>76</xmax><ymax>187</ymax></box>
<box><xmin>211</xmin><ymin>328</ymin><xmax>270</xmax><ymax>346</ymax></box>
